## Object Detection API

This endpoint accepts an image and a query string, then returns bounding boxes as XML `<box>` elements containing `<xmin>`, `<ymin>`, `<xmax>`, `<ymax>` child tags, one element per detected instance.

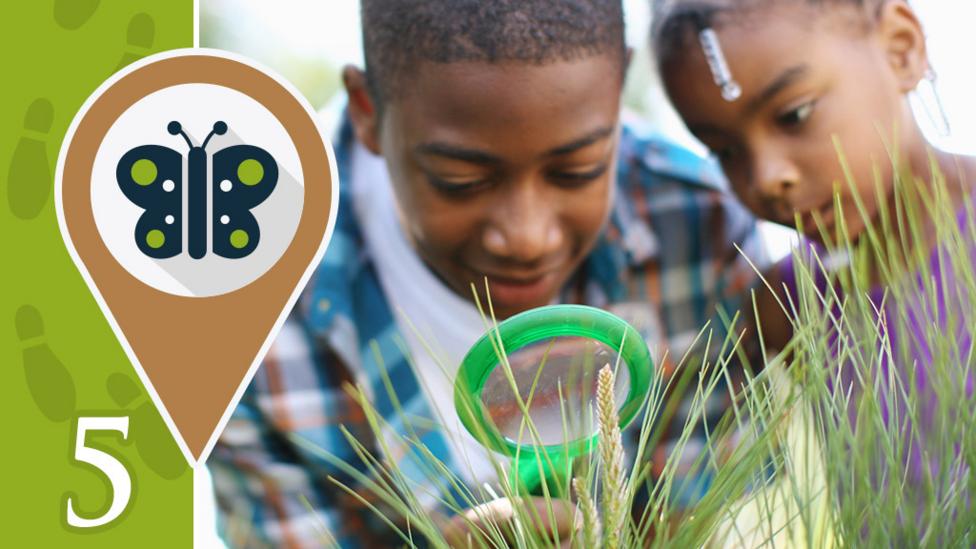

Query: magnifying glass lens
<box><xmin>480</xmin><ymin>336</ymin><xmax>631</xmax><ymax>446</ymax></box>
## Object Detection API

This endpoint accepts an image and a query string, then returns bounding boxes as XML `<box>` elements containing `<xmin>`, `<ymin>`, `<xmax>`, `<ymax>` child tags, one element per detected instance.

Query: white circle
<box><xmin>220</xmin><ymin>180</ymin><xmax>232</xmax><ymax>192</ymax></box>
<box><xmin>220</xmin><ymin>215</ymin><xmax>229</xmax><ymax>225</ymax></box>
<box><xmin>165</xmin><ymin>215</ymin><xmax>175</xmax><ymax>225</ymax></box>
<box><xmin>90</xmin><ymin>83</ymin><xmax>305</xmax><ymax>297</ymax></box>
<box><xmin>162</xmin><ymin>179</ymin><xmax>175</xmax><ymax>192</ymax></box>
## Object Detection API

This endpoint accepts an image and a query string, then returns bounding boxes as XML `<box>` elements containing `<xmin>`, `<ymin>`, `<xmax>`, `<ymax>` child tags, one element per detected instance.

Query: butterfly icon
<box><xmin>116</xmin><ymin>120</ymin><xmax>278</xmax><ymax>260</ymax></box>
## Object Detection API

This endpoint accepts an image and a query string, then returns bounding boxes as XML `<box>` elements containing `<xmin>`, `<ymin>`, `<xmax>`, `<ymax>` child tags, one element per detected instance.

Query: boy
<box><xmin>209</xmin><ymin>1</ymin><xmax>767</xmax><ymax>546</ymax></box>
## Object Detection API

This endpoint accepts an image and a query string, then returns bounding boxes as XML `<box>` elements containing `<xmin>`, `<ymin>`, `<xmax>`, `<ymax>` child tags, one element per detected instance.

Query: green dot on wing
<box><xmin>146</xmin><ymin>229</ymin><xmax>165</xmax><ymax>249</ymax></box>
<box><xmin>230</xmin><ymin>229</ymin><xmax>249</xmax><ymax>249</ymax></box>
<box><xmin>237</xmin><ymin>159</ymin><xmax>263</xmax><ymax>186</ymax></box>
<box><xmin>131</xmin><ymin>158</ymin><xmax>157</xmax><ymax>185</ymax></box>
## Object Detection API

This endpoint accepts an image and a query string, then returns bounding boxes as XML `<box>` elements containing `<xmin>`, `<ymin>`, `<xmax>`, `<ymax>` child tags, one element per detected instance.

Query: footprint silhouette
<box><xmin>16</xmin><ymin>305</ymin><xmax>76</xmax><ymax>422</ymax></box>
<box><xmin>114</xmin><ymin>13</ymin><xmax>155</xmax><ymax>72</ymax></box>
<box><xmin>106</xmin><ymin>373</ymin><xmax>188</xmax><ymax>480</ymax></box>
<box><xmin>53</xmin><ymin>0</ymin><xmax>100</xmax><ymax>30</ymax></box>
<box><xmin>7</xmin><ymin>99</ymin><xmax>54</xmax><ymax>220</ymax></box>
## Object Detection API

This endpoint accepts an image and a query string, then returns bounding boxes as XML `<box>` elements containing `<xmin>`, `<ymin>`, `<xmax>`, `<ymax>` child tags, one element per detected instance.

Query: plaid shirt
<box><xmin>208</xmin><ymin>117</ymin><xmax>768</xmax><ymax>548</ymax></box>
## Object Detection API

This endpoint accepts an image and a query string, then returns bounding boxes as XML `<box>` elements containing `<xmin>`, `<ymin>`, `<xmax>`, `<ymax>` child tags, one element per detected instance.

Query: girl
<box><xmin>651</xmin><ymin>0</ymin><xmax>976</xmax><ymax>541</ymax></box>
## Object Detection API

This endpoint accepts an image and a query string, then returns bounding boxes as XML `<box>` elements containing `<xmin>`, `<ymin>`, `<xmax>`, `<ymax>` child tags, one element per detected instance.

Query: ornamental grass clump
<box><xmin>773</xmin><ymin>150</ymin><xmax>976</xmax><ymax>546</ymax></box>
<box><xmin>271</xmin><ymin>150</ymin><xmax>976</xmax><ymax>548</ymax></box>
<box><xmin>287</xmin><ymin>305</ymin><xmax>796</xmax><ymax>548</ymax></box>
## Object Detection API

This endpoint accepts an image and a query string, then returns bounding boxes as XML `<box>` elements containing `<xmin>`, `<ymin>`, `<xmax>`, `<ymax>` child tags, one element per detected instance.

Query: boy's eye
<box><xmin>425</xmin><ymin>174</ymin><xmax>493</xmax><ymax>194</ymax></box>
<box><xmin>549</xmin><ymin>163</ymin><xmax>609</xmax><ymax>187</ymax></box>
<box><xmin>777</xmin><ymin>100</ymin><xmax>816</xmax><ymax>127</ymax></box>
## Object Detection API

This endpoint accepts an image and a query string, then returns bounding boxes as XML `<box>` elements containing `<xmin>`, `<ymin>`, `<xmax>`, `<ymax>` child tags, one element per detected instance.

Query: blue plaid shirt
<box><xmin>208</xmin><ymin>117</ymin><xmax>768</xmax><ymax>548</ymax></box>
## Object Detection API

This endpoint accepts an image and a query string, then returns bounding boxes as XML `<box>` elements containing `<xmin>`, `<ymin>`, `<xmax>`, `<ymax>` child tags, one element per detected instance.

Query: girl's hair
<box><xmin>651</xmin><ymin>0</ymin><xmax>886</xmax><ymax>61</ymax></box>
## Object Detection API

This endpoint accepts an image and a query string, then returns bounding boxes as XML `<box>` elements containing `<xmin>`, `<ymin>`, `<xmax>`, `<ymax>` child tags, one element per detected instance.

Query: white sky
<box><xmin>205</xmin><ymin>0</ymin><xmax>975</xmax><ymax>153</ymax></box>
<box><xmin>204</xmin><ymin>0</ymin><xmax>976</xmax><ymax>259</ymax></box>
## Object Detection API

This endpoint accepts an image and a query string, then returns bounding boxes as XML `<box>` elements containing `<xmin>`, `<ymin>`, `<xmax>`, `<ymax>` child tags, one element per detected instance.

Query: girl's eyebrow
<box><xmin>746</xmin><ymin>64</ymin><xmax>809</xmax><ymax>114</ymax></box>
<box><xmin>688</xmin><ymin>123</ymin><xmax>727</xmax><ymax>137</ymax></box>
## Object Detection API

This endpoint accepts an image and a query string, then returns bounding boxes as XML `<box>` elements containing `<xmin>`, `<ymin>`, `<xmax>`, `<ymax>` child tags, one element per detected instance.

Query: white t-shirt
<box><xmin>350</xmin><ymin>141</ymin><xmax>504</xmax><ymax>491</ymax></box>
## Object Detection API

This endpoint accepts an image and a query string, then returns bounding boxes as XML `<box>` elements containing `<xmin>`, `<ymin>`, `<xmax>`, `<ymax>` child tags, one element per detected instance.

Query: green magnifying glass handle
<box><xmin>512</xmin><ymin>453</ymin><xmax>573</xmax><ymax>498</ymax></box>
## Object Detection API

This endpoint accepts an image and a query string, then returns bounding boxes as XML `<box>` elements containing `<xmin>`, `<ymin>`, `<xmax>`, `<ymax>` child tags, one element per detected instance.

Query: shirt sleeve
<box><xmin>207</xmin><ymin>316</ymin><xmax>406</xmax><ymax>549</ymax></box>
<box><xmin>617</xmin><ymin>127</ymin><xmax>771</xmax><ymax>510</ymax></box>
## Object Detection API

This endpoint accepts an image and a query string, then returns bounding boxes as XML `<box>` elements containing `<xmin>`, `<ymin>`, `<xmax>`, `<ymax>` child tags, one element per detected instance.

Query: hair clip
<box><xmin>697</xmin><ymin>27</ymin><xmax>741</xmax><ymax>102</ymax></box>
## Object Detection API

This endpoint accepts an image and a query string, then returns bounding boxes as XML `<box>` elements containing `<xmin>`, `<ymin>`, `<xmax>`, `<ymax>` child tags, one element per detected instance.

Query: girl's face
<box><xmin>660</xmin><ymin>2</ymin><xmax>926</xmax><ymax>243</ymax></box>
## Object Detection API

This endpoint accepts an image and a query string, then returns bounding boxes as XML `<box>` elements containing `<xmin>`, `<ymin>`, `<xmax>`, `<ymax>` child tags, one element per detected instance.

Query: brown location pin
<box><xmin>56</xmin><ymin>49</ymin><xmax>337</xmax><ymax>463</ymax></box>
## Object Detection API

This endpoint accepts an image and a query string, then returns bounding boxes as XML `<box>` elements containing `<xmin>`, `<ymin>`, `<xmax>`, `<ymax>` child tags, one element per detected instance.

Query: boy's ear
<box><xmin>877</xmin><ymin>0</ymin><xmax>928</xmax><ymax>93</ymax></box>
<box><xmin>342</xmin><ymin>65</ymin><xmax>382</xmax><ymax>155</ymax></box>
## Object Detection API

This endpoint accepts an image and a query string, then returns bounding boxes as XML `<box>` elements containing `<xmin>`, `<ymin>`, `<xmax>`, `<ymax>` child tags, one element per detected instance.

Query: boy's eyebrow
<box><xmin>545</xmin><ymin>127</ymin><xmax>615</xmax><ymax>157</ymax></box>
<box><xmin>746</xmin><ymin>65</ymin><xmax>809</xmax><ymax>114</ymax></box>
<box><xmin>415</xmin><ymin>127</ymin><xmax>615</xmax><ymax>164</ymax></box>
<box><xmin>416</xmin><ymin>143</ymin><xmax>502</xmax><ymax>165</ymax></box>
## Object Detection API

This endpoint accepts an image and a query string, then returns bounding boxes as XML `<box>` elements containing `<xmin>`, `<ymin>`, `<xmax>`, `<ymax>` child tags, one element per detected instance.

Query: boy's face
<box><xmin>361</xmin><ymin>56</ymin><xmax>622</xmax><ymax>319</ymax></box>
<box><xmin>660</xmin><ymin>3</ymin><xmax>925</xmax><ymax>243</ymax></box>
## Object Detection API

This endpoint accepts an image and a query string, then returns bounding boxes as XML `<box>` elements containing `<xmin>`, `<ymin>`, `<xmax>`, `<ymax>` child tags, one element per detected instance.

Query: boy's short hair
<box><xmin>361</xmin><ymin>0</ymin><xmax>626</xmax><ymax>103</ymax></box>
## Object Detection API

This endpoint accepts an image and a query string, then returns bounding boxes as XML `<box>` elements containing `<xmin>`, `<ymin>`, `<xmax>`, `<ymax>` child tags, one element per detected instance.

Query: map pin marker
<box><xmin>56</xmin><ymin>50</ymin><xmax>337</xmax><ymax>464</ymax></box>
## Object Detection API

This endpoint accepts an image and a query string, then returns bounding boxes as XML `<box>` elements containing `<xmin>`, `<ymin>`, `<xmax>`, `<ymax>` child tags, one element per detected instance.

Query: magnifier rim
<box><xmin>454</xmin><ymin>304</ymin><xmax>653</xmax><ymax>460</ymax></box>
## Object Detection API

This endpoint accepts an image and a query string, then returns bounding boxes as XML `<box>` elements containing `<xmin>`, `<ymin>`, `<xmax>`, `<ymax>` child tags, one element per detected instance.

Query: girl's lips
<box><xmin>799</xmin><ymin>203</ymin><xmax>836</xmax><ymax>236</ymax></box>
<box><xmin>484</xmin><ymin>272</ymin><xmax>558</xmax><ymax>308</ymax></box>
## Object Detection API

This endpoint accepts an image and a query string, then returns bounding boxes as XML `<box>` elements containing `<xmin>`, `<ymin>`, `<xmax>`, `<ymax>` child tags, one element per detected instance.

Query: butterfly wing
<box><xmin>211</xmin><ymin>144</ymin><xmax>278</xmax><ymax>259</ymax></box>
<box><xmin>116</xmin><ymin>145</ymin><xmax>183</xmax><ymax>258</ymax></box>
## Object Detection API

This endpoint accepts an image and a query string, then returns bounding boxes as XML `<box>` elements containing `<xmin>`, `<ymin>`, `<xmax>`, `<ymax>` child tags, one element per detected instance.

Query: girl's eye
<box><xmin>549</xmin><ymin>163</ymin><xmax>609</xmax><ymax>187</ymax></box>
<box><xmin>712</xmin><ymin>145</ymin><xmax>740</xmax><ymax>163</ymax></box>
<box><xmin>778</xmin><ymin>100</ymin><xmax>816</xmax><ymax>127</ymax></box>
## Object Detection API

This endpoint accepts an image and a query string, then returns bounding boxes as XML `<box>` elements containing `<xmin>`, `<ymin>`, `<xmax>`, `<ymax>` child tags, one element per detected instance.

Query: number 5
<box><xmin>65</xmin><ymin>416</ymin><xmax>132</xmax><ymax>528</ymax></box>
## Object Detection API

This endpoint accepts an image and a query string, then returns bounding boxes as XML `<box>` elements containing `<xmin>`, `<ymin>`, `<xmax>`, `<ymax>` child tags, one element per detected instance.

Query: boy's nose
<box><xmin>483</xmin><ymin>184</ymin><xmax>564</xmax><ymax>263</ymax></box>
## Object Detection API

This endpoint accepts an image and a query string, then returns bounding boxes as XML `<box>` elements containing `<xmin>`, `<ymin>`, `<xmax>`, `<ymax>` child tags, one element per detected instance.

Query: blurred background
<box><xmin>200</xmin><ymin>1</ymin><xmax>667</xmax><ymax>128</ymax></box>
<box><xmin>201</xmin><ymin>0</ymin><xmax>976</xmax><ymax>258</ymax></box>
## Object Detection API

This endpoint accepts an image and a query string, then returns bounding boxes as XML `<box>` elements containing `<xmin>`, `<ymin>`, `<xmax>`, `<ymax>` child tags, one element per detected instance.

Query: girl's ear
<box><xmin>876</xmin><ymin>0</ymin><xmax>928</xmax><ymax>93</ymax></box>
<box><xmin>342</xmin><ymin>65</ymin><xmax>382</xmax><ymax>154</ymax></box>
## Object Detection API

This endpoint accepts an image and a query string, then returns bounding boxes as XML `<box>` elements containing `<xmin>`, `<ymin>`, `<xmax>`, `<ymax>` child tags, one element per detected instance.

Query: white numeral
<box><xmin>66</xmin><ymin>416</ymin><xmax>132</xmax><ymax>528</ymax></box>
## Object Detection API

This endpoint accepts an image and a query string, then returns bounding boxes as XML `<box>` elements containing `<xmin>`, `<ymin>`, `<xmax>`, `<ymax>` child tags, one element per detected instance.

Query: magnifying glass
<box><xmin>454</xmin><ymin>305</ymin><xmax>653</xmax><ymax>497</ymax></box>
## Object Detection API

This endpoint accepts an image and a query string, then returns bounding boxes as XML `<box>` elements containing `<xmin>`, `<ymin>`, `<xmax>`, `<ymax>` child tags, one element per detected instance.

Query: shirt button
<box><xmin>317</xmin><ymin>299</ymin><xmax>331</xmax><ymax>313</ymax></box>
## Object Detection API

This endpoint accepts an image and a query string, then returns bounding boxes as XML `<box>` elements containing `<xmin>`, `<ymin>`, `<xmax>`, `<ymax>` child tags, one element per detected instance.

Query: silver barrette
<box><xmin>698</xmin><ymin>27</ymin><xmax>741</xmax><ymax>102</ymax></box>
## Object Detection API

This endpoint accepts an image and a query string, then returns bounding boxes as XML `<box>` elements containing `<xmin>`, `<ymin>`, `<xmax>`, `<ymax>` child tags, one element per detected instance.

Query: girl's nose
<box><xmin>752</xmin><ymin>149</ymin><xmax>799</xmax><ymax>203</ymax></box>
<box><xmin>755</xmin><ymin>156</ymin><xmax>800</xmax><ymax>201</ymax></box>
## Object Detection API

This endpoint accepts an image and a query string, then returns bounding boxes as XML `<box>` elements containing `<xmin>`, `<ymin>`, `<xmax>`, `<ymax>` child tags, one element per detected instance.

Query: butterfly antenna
<box><xmin>201</xmin><ymin>121</ymin><xmax>228</xmax><ymax>150</ymax></box>
<box><xmin>167</xmin><ymin>121</ymin><xmax>193</xmax><ymax>149</ymax></box>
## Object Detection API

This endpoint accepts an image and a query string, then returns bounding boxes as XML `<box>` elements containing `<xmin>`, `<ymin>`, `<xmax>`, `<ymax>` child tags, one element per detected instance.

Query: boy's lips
<box><xmin>483</xmin><ymin>271</ymin><xmax>558</xmax><ymax>308</ymax></box>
